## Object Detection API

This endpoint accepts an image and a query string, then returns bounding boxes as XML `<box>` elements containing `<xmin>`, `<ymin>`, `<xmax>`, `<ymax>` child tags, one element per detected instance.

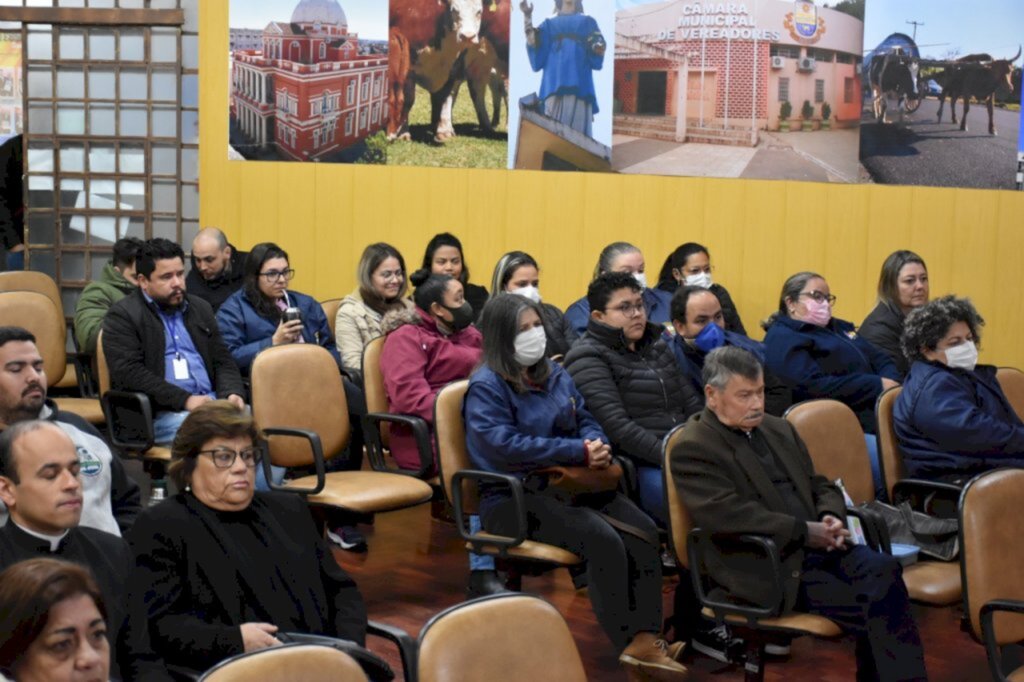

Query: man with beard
<box><xmin>186</xmin><ymin>227</ymin><xmax>247</xmax><ymax>311</ymax></box>
<box><xmin>103</xmin><ymin>239</ymin><xmax>245</xmax><ymax>444</ymax></box>
<box><xmin>0</xmin><ymin>327</ymin><xmax>140</xmax><ymax>535</ymax></box>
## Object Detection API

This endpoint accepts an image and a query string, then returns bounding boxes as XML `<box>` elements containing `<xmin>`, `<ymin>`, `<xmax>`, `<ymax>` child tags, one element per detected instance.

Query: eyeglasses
<box><xmin>198</xmin><ymin>447</ymin><xmax>263</xmax><ymax>469</ymax></box>
<box><xmin>800</xmin><ymin>291</ymin><xmax>837</xmax><ymax>305</ymax></box>
<box><xmin>606</xmin><ymin>301</ymin><xmax>646</xmax><ymax>317</ymax></box>
<box><xmin>377</xmin><ymin>269</ymin><xmax>404</xmax><ymax>281</ymax></box>
<box><xmin>259</xmin><ymin>269</ymin><xmax>295</xmax><ymax>282</ymax></box>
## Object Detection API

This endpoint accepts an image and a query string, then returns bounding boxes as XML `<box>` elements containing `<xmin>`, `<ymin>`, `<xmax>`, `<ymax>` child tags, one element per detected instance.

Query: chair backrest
<box><xmin>875</xmin><ymin>386</ymin><xmax>906</xmax><ymax>503</ymax></box>
<box><xmin>361</xmin><ymin>335</ymin><xmax>390</xmax><ymax>446</ymax></box>
<box><xmin>95</xmin><ymin>330</ymin><xmax>111</xmax><ymax>396</ymax></box>
<box><xmin>418</xmin><ymin>594</ymin><xmax>586</xmax><ymax>682</ymax></box>
<box><xmin>0</xmin><ymin>271</ymin><xmax>63</xmax><ymax>317</ymax></box>
<box><xmin>434</xmin><ymin>380</ymin><xmax>471</xmax><ymax>507</ymax></box>
<box><xmin>996</xmin><ymin>367</ymin><xmax>1024</xmax><ymax>422</ymax></box>
<box><xmin>785</xmin><ymin>399</ymin><xmax>874</xmax><ymax>505</ymax></box>
<box><xmin>0</xmin><ymin>290</ymin><xmax>67</xmax><ymax>385</ymax></box>
<box><xmin>959</xmin><ymin>468</ymin><xmax>1024</xmax><ymax>644</ymax></box>
<box><xmin>662</xmin><ymin>423</ymin><xmax>693</xmax><ymax>569</ymax></box>
<box><xmin>251</xmin><ymin>345</ymin><xmax>350</xmax><ymax>467</ymax></box>
<box><xmin>320</xmin><ymin>298</ymin><xmax>343</xmax><ymax>333</ymax></box>
<box><xmin>199</xmin><ymin>644</ymin><xmax>368</xmax><ymax>682</ymax></box>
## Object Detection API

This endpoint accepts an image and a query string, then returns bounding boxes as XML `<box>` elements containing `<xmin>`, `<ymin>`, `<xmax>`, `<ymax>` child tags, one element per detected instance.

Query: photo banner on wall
<box><xmin>0</xmin><ymin>33</ymin><xmax>22</xmax><ymax>136</ymax></box>
<box><xmin>226</xmin><ymin>0</ymin><xmax>1023</xmax><ymax>191</ymax></box>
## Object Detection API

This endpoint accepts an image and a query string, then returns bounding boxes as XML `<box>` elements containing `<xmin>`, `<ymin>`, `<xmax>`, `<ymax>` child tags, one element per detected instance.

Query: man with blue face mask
<box><xmin>670</xmin><ymin>287</ymin><xmax>792</xmax><ymax>417</ymax></box>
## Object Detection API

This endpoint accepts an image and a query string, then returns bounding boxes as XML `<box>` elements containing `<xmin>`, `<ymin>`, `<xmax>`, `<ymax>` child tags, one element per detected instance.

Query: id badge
<box><xmin>172</xmin><ymin>356</ymin><xmax>190</xmax><ymax>380</ymax></box>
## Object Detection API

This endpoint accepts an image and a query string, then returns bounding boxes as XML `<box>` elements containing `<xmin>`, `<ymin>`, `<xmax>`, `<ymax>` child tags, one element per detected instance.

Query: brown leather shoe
<box><xmin>619</xmin><ymin>632</ymin><xmax>690</xmax><ymax>681</ymax></box>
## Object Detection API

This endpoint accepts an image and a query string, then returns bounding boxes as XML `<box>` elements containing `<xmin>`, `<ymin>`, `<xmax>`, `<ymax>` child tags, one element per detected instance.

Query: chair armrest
<box><xmin>262</xmin><ymin>427</ymin><xmax>325</xmax><ymax>496</ymax></box>
<box><xmin>847</xmin><ymin>506</ymin><xmax>891</xmax><ymax>554</ymax></box>
<box><xmin>101</xmin><ymin>390</ymin><xmax>155</xmax><ymax>452</ymax></box>
<box><xmin>893</xmin><ymin>478</ymin><xmax>964</xmax><ymax>516</ymax></box>
<box><xmin>451</xmin><ymin>470</ymin><xmax>528</xmax><ymax>554</ymax></box>
<box><xmin>367</xmin><ymin>620</ymin><xmax>417</xmax><ymax>682</ymax></box>
<box><xmin>362</xmin><ymin>412</ymin><xmax>434</xmax><ymax>479</ymax></box>
<box><xmin>687</xmin><ymin>529</ymin><xmax>786</xmax><ymax>621</ymax></box>
<box><xmin>981</xmin><ymin>599</ymin><xmax>1024</xmax><ymax>682</ymax></box>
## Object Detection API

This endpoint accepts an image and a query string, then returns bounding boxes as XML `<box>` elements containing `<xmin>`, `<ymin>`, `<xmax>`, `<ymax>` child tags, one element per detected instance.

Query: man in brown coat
<box><xmin>672</xmin><ymin>346</ymin><xmax>926</xmax><ymax>682</ymax></box>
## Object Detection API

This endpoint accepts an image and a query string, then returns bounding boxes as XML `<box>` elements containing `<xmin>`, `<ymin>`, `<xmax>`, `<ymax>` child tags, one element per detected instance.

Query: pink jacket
<box><xmin>380</xmin><ymin>307</ymin><xmax>482</xmax><ymax>471</ymax></box>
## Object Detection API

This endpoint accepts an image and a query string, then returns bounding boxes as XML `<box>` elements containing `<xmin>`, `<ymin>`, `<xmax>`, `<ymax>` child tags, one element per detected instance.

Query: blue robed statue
<box><xmin>522</xmin><ymin>0</ymin><xmax>606</xmax><ymax>137</ymax></box>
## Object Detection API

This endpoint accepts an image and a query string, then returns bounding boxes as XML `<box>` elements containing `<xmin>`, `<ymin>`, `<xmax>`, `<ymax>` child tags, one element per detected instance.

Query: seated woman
<box><xmin>379</xmin><ymin>269</ymin><xmax>501</xmax><ymax>597</ymax></box>
<box><xmin>655</xmin><ymin>242</ymin><xmax>746</xmax><ymax>335</ymax></box>
<box><xmin>763</xmin><ymin>272</ymin><xmax>901</xmax><ymax>490</ymax></box>
<box><xmin>465</xmin><ymin>294</ymin><xmax>688</xmax><ymax>681</ymax></box>
<box><xmin>126</xmin><ymin>402</ymin><xmax>367</xmax><ymax>673</ymax></box>
<box><xmin>859</xmin><ymin>250</ymin><xmax>929</xmax><ymax>378</ymax></box>
<box><xmin>564</xmin><ymin>242</ymin><xmax>672</xmax><ymax>337</ymax></box>
<box><xmin>0</xmin><ymin>558</ymin><xmax>110</xmax><ymax>682</ymax></box>
<box><xmin>216</xmin><ymin>242</ymin><xmax>339</xmax><ymax>375</ymax></box>
<box><xmin>895</xmin><ymin>295</ymin><xmax>1024</xmax><ymax>481</ymax></box>
<box><xmin>334</xmin><ymin>242</ymin><xmax>414</xmax><ymax>378</ymax></box>
<box><xmin>421</xmin><ymin>232</ymin><xmax>488</xmax><ymax>323</ymax></box>
<box><xmin>489</xmin><ymin>251</ymin><xmax>577</xmax><ymax>357</ymax></box>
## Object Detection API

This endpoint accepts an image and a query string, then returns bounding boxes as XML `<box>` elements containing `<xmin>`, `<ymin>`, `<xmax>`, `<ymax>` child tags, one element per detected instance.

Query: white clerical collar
<box><xmin>14</xmin><ymin>520</ymin><xmax>69</xmax><ymax>552</ymax></box>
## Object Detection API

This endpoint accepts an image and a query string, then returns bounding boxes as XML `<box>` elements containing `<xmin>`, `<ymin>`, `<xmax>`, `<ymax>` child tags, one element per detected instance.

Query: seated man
<box><xmin>0</xmin><ymin>420</ymin><xmax>169</xmax><ymax>680</ymax></box>
<box><xmin>186</xmin><ymin>227</ymin><xmax>247</xmax><ymax>311</ymax></box>
<box><xmin>74</xmin><ymin>237</ymin><xmax>142</xmax><ymax>356</ymax></box>
<box><xmin>670</xmin><ymin>286</ymin><xmax>792</xmax><ymax>416</ymax></box>
<box><xmin>673</xmin><ymin>346</ymin><xmax>926</xmax><ymax>682</ymax></box>
<box><xmin>0</xmin><ymin>327</ymin><xmax>140</xmax><ymax>535</ymax></box>
<box><xmin>103</xmin><ymin>238</ymin><xmax>245</xmax><ymax>445</ymax></box>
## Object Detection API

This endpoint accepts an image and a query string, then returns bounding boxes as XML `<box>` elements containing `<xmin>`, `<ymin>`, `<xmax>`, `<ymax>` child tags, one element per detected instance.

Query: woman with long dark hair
<box><xmin>421</xmin><ymin>232</ymin><xmax>489</xmax><ymax>323</ymax></box>
<box><xmin>655</xmin><ymin>242</ymin><xmax>746</xmax><ymax>335</ymax></box>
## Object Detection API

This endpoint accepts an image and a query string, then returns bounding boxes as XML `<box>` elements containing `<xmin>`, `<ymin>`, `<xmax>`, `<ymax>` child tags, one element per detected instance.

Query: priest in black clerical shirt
<box><xmin>0</xmin><ymin>420</ymin><xmax>171</xmax><ymax>682</ymax></box>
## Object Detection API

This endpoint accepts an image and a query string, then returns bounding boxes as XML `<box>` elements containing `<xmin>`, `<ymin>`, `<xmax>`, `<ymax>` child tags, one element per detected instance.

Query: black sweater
<box><xmin>185</xmin><ymin>246</ymin><xmax>247</xmax><ymax>312</ymax></box>
<box><xmin>563</xmin><ymin>320</ymin><xmax>703</xmax><ymax>466</ymax></box>
<box><xmin>859</xmin><ymin>301</ymin><xmax>910</xmax><ymax>378</ymax></box>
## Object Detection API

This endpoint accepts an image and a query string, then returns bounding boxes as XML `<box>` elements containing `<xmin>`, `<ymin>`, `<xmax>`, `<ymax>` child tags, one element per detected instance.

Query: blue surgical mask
<box><xmin>693</xmin><ymin>322</ymin><xmax>726</xmax><ymax>353</ymax></box>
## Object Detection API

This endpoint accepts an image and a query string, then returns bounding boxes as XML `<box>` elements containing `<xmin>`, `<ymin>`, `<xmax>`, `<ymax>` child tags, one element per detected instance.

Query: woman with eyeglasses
<box><xmin>216</xmin><ymin>242</ymin><xmax>339</xmax><ymax>375</ymax></box>
<box><xmin>126</xmin><ymin>401</ymin><xmax>368</xmax><ymax>673</ymax></box>
<box><xmin>335</xmin><ymin>243</ymin><xmax>414</xmax><ymax>377</ymax></box>
<box><xmin>655</xmin><ymin>242</ymin><xmax>747</xmax><ymax>336</ymax></box>
<box><xmin>763</xmin><ymin>272</ymin><xmax>901</xmax><ymax>491</ymax></box>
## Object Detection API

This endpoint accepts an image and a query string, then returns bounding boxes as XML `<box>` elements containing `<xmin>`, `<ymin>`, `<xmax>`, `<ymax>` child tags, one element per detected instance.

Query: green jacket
<box><xmin>74</xmin><ymin>262</ymin><xmax>136</xmax><ymax>355</ymax></box>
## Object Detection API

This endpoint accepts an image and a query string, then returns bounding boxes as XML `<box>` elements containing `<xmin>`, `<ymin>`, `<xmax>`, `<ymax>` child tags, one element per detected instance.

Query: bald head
<box><xmin>0</xmin><ymin>421</ymin><xmax>84</xmax><ymax>534</ymax></box>
<box><xmin>192</xmin><ymin>228</ymin><xmax>232</xmax><ymax>281</ymax></box>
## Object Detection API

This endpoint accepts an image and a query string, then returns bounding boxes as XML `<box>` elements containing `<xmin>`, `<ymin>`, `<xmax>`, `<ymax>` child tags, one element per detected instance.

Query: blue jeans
<box><xmin>4</xmin><ymin>249</ymin><xmax>24</xmax><ymax>271</ymax></box>
<box><xmin>636</xmin><ymin>465</ymin><xmax>666</xmax><ymax>527</ymax></box>
<box><xmin>865</xmin><ymin>433</ymin><xmax>883</xmax><ymax>501</ymax></box>
<box><xmin>469</xmin><ymin>515</ymin><xmax>495</xmax><ymax>571</ymax></box>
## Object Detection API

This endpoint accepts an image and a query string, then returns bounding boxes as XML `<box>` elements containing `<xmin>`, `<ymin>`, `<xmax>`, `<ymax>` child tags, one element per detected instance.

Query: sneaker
<box><xmin>620</xmin><ymin>632</ymin><xmax>690</xmax><ymax>681</ymax></box>
<box><xmin>660</xmin><ymin>548</ymin><xmax>679</xmax><ymax>575</ymax></box>
<box><xmin>689</xmin><ymin>624</ymin><xmax>742</xmax><ymax>664</ymax></box>
<box><xmin>326</xmin><ymin>525</ymin><xmax>367</xmax><ymax>552</ymax></box>
<box><xmin>764</xmin><ymin>637</ymin><xmax>792</xmax><ymax>657</ymax></box>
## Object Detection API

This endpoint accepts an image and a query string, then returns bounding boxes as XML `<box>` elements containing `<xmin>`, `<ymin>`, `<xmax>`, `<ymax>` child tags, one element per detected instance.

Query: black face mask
<box><xmin>442</xmin><ymin>302</ymin><xmax>474</xmax><ymax>331</ymax></box>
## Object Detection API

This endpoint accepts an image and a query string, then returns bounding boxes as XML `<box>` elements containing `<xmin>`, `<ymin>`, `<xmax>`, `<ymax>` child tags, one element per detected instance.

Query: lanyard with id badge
<box><xmin>161</xmin><ymin>310</ymin><xmax>192</xmax><ymax>382</ymax></box>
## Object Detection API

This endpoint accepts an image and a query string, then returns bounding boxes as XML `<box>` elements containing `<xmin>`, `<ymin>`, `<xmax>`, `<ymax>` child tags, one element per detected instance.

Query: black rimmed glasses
<box><xmin>800</xmin><ymin>291</ymin><xmax>837</xmax><ymax>305</ymax></box>
<box><xmin>198</xmin><ymin>447</ymin><xmax>263</xmax><ymax>469</ymax></box>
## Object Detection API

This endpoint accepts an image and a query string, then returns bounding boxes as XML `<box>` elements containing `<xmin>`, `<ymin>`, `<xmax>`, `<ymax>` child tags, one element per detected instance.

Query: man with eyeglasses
<box><xmin>186</xmin><ymin>227</ymin><xmax>248</xmax><ymax>311</ymax></box>
<box><xmin>103</xmin><ymin>238</ymin><xmax>246</xmax><ymax>446</ymax></box>
<box><xmin>564</xmin><ymin>272</ymin><xmax>734</xmax><ymax>662</ymax></box>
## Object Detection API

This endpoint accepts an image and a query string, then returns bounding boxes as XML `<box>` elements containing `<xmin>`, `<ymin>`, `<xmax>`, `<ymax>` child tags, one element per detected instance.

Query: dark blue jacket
<box><xmin>670</xmin><ymin>331</ymin><xmax>793</xmax><ymax>417</ymax></box>
<box><xmin>564</xmin><ymin>287</ymin><xmax>672</xmax><ymax>338</ymax></box>
<box><xmin>894</xmin><ymin>361</ymin><xmax>1024</xmax><ymax>480</ymax></box>
<box><xmin>216</xmin><ymin>289</ymin><xmax>339</xmax><ymax>373</ymax></box>
<box><xmin>465</xmin><ymin>362</ymin><xmax>606</xmax><ymax>515</ymax></box>
<box><xmin>763</xmin><ymin>316</ymin><xmax>900</xmax><ymax>433</ymax></box>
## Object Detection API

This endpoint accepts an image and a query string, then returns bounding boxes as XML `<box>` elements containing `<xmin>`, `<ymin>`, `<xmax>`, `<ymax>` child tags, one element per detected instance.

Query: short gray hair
<box><xmin>702</xmin><ymin>346</ymin><xmax>764</xmax><ymax>390</ymax></box>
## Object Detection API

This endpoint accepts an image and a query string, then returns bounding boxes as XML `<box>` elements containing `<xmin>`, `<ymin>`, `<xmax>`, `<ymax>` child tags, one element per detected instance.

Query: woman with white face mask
<box><xmin>762</xmin><ymin>272</ymin><xmax>902</xmax><ymax>495</ymax></box>
<box><xmin>465</xmin><ymin>294</ymin><xmax>689</xmax><ymax>681</ymax></box>
<box><xmin>490</xmin><ymin>251</ymin><xmax>577</xmax><ymax>358</ymax></box>
<box><xmin>894</xmin><ymin>296</ymin><xmax>1024</xmax><ymax>482</ymax></box>
<box><xmin>655</xmin><ymin>242</ymin><xmax>747</xmax><ymax>336</ymax></box>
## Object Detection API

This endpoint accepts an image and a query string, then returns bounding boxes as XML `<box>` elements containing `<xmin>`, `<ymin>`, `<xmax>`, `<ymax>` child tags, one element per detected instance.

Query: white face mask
<box><xmin>511</xmin><ymin>285</ymin><xmax>541</xmax><ymax>304</ymax></box>
<box><xmin>513</xmin><ymin>326</ymin><xmax>547</xmax><ymax>367</ymax></box>
<box><xmin>632</xmin><ymin>272</ymin><xmax>648</xmax><ymax>290</ymax></box>
<box><xmin>684</xmin><ymin>272</ymin><xmax>713</xmax><ymax>289</ymax></box>
<box><xmin>944</xmin><ymin>340</ymin><xmax>978</xmax><ymax>372</ymax></box>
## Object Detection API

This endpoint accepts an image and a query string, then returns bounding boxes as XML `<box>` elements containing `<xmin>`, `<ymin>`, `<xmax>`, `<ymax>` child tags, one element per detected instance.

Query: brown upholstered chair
<box><xmin>250</xmin><ymin>344</ymin><xmax>433</xmax><ymax>521</ymax></box>
<box><xmin>433</xmin><ymin>380</ymin><xmax>582</xmax><ymax>589</ymax></box>
<box><xmin>0</xmin><ymin>290</ymin><xmax>103</xmax><ymax>424</ymax></box>
<box><xmin>996</xmin><ymin>367</ymin><xmax>1024</xmax><ymax>422</ymax></box>
<box><xmin>198</xmin><ymin>644</ymin><xmax>368</xmax><ymax>682</ymax></box>
<box><xmin>361</xmin><ymin>335</ymin><xmax>436</xmax><ymax>481</ymax></box>
<box><xmin>662</xmin><ymin>422</ymin><xmax>843</xmax><ymax>681</ymax></box>
<box><xmin>0</xmin><ymin>270</ymin><xmax>86</xmax><ymax>392</ymax></box>
<box><xmin>959</xmin><ymin>468</ymin><xmax>1024</xmax><ymax>682</ymax></box>
<box><xmin>320</xmin><ymin>298</ymin><xmax>344</xmax><ymax>334</ymax></box>
<box><xmin>786</xmin><ymin>399</ymin><xmax>961</xmax><ymax>607</ymax></box>
<box><xmin>418</xmin><ymin>594</ymin><xmax>587</xmax><ymax>682</ymax></box>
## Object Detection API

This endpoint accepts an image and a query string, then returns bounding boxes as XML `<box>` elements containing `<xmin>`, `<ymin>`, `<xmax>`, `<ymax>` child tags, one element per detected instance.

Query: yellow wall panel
<box><xmin>200</xmin><ymin>1</ymin><xmax>1024</xmax><ymax>368</ymax></box>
